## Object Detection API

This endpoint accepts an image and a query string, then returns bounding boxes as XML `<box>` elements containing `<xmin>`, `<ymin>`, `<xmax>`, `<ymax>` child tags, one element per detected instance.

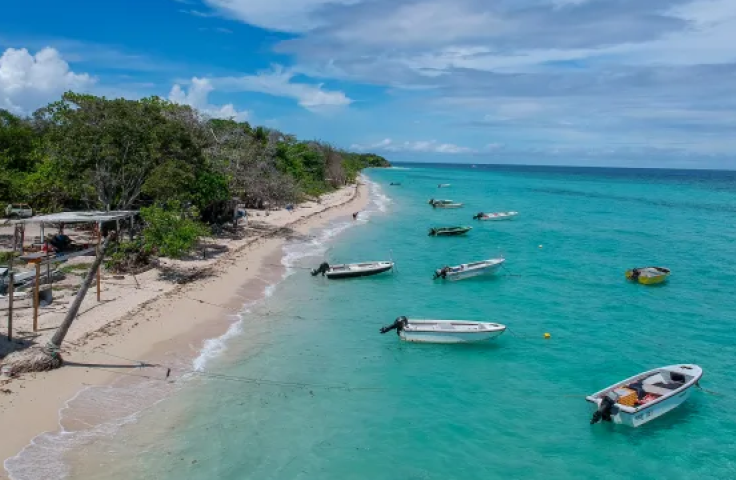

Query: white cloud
<box><xmin>169</xmin><ymin>77</ymin><xmax>250</xmax><ymax>121</ymax></box>
<box><xmin>0</xmin><ymin>47</ymin><xmax>95</xmax><ymax>114</ymax></box>
<box><xmin>351</xmin><ymin>138</ymin><xmax>475</xmax><ymax>154</ymax></box>
<box><xmin>203</xmin><ymin>0</ymin><xmax>363</xmax><ymax>32</ymax></box>
<box><xmin>214</xmin><ymin>65</ymin><xmax>351</xmax><ymax>111</ymax></box>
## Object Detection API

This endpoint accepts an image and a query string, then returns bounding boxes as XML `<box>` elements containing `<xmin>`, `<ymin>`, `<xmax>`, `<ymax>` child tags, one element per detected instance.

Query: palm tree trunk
<box><xmin>49</xmin><ymin>234</ymin><xmax>115</xmax><ymax>349</ymax></box>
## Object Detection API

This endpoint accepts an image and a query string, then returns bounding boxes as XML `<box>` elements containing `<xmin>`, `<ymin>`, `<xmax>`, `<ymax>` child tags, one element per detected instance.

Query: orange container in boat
<box><xmin>613</xmin><ymin>387</ymin><xmax>638</xmax><ymax>407</ymax></box>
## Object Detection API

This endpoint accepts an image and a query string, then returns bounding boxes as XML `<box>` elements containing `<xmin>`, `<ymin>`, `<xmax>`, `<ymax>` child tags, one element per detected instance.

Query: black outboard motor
<box><xmin>311</xmin><ymin>262</ymin><xmax>330</xmax><ymax>276</ymax></box>
<box><xmin>473</xmin><ymin>212</ymin><xmax>484</xmax><ymax>220</ymax></box>
<box><xmin>590</xmin><ymin>395</ymin><xmax>617</xmax><ymax>424</ymax></box>
<box><xmin>433</xmin><ymin>266</ymin><xmax>450</xmax><ymax>279</ymax></box>
<box><xmin>428</xmin><ymin>228</ymin><xmax>437</xmax><ymax>236</ymax></box>
<box><xmin>630</xmin><ymin>268</ymin><xmax>641</xmax><ymax>280</ymax></box>
<box><xmin>380</xmin><ymin>316</ymin><xmax>409</xmax><ymax>336</ymax></box>
<box><xmin>428</xmin><ymin>198</ymin><xmax>435</xmax><ymax>205</ymax></box>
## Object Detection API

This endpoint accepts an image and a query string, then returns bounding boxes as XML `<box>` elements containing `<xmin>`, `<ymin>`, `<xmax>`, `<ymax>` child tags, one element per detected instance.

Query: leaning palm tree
<box><xmin>1</xmin><ymin>234</ymin><xmax>115</xmax><ymax>375</ymax></box>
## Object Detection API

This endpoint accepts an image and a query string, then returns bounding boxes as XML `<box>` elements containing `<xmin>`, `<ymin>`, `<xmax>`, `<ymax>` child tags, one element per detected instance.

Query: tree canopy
<box><xmin>0</xmin><ymin>92</ymin><xmax>390</xmax><ymax>217</ymax></box>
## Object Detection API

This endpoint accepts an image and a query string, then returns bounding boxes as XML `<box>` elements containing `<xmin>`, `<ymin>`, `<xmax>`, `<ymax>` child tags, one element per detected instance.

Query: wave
<box><xmin>3</xmin><ymin>175</ymin><xmax>390</xmax><ymax>480</ymax></box>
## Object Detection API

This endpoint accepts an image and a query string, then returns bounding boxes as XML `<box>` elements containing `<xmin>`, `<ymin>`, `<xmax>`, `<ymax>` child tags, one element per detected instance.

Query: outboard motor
<box><xmin>428</xmin><ymin>198</ymin><xmax>435</xmax><ymax>205</ymax></box>
<box><xmin>630</xmin><ymin>268</ymin><xmax>641</xmax><ymax>280</ymax></box>
<box><xmin>311</xmin><ymin>262</ymin><xmax>330</xmax><ymax>276</ymax></box>
<box><xmin>590</xmin><ymin>395</ymin><xmax>617</xmax><ymax>424</ymax></box>
<box><xmin>380</xmin><ymin>316</ymin><xmax>409</xmax><ymax>336</ymax></box>
<box><xmin>433</xmin><ymin>266</ymin><xmax>449</xmax><ymax>279</ymax></box>
<box><xmin>473</xmin><ymin>212</ymin><xmax>484</xmax><ymax>220</ymax></box>
<box><xmin>428</xmin><ymin>228</ymin><xmax>437</xmax><ymax>236</ymax></box>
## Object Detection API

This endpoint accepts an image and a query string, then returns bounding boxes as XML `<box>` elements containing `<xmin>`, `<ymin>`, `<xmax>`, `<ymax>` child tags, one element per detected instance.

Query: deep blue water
<box><xmin>63</xmin><ymin>164</ymin><xmax>736</xmax><ymax>479</ymax></box>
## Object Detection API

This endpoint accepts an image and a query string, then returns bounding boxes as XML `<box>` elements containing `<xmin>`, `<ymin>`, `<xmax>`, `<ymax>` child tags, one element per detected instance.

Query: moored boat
<box><xmin>433</xmin><ymin>258</ymin><xmax>505</xmax><ymax>281</ymax></box>
<box><xmin>473</xmin><ymin>211</ymin><xmax>518</xmax><ymax>221</ymax></box>
<box><xmin>380</xmin><ymin>316</ymin><xmax>507</xmax><ymax>343</ymax></box>
<box><xmin>438</xmin><ymin>183</ymin><xmax>451</xmax><ymax>188</ymax></box>
<box><xmin>428</xmin><ymin>226</ymin><xmax>472</xmax><ymax>236</ymax></box>
<box><xmin>429</xmin><ymin>199</ymin><xmax>463</xmax><ymax>209</ymax></box>
<box><xmin>625</xmin><ymin>266</ymin><xmax>670</xmax><ymax>285</ymax></box>
<box><xmin>311</xmin><ymin>261</ymin><xmax>394</xmax><ymax>279</ymax></box>
<box><xmin>588</xmin><ymin>364</ymin><xmax>702</xmax><ymax>427</ymax></box>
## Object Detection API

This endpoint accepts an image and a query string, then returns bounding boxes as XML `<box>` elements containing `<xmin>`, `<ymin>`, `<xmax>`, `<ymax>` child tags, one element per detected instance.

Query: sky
<box><xmin>1</xmin><ymin>0</ymin><xmax>736</xmax><ymax>168</ymax></box>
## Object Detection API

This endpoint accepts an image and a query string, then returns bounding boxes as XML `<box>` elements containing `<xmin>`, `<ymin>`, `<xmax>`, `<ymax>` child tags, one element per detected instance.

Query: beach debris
<box><xmin>158</xmin><ymin>266</ymin><xmax>213</xmax><ymax>284</ymax></box>
<box><xmin>0</xmin><ymin>346</ymin><xmax>63</xmax><ymax>376</ymax></box>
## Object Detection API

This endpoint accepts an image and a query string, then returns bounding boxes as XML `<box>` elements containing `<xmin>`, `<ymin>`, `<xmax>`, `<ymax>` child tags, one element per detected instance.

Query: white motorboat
<box><xmin>311</xmin><ymin>261</ymin><xmax>394</xmax><ymax>279</ymax></box>
<box><xmin>429</xmin><ymin>199</ymin><xmax>463</xmax><ymax>209</ymax></box>
<box><xmin>438</xmin><ymin>183</ymin><xmax>451</xmax><ymax>188</ymax></box>
<box><xmin>588</xmin><ymin>364</ymin><xmax>703</xmax><ymax>427</ymax></box>
<box><xmin>380</xmin><ymin>317</ymin><xmax>506</xmax><ymax>344</ymax></box>
<box><xmin>473</xmin><ymin>211</ymin><xmax>518</xmax><ymax>221</ymax></box>
<box><xmin>434</xmin><ymin>258</ymin><xmax>505</xmax><ymax>281</ymax></box>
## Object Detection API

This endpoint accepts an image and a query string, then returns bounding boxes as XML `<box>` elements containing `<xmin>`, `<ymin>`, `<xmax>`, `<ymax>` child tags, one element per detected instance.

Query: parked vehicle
<box><xmin>5</xmin><ymin>203</ymin><xmax>33</xmax><ymax>218</ymax></box>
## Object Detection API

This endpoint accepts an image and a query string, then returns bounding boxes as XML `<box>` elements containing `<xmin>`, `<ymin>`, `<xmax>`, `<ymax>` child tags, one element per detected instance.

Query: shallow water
<box><xmin>30</xmin><ymin>166</ymin><xmax>736</xmax><ymax>479</ymax></box>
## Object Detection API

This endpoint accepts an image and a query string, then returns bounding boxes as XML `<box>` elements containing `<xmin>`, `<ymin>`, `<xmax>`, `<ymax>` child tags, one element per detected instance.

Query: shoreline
<box><xmin>0</xmin><ymin>180</ymin><xmax>371</xmax><ymax>478</ymax></box>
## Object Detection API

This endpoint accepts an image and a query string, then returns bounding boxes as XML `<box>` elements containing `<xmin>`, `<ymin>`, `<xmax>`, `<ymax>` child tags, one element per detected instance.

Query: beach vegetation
<box><xmin>140</xmin><ymin>202</ymin><xmax>209</xmax><ymax>259</ymax></box>
<box><xmin>0</xmin><ymin>94</ymin><xmax>389</xmax><ymax>217</ymax></box>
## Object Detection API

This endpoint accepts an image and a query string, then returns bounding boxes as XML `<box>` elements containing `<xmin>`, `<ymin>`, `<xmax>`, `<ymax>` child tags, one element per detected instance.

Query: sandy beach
<box><xmin>0</xmin><ymin>181</ymin><xmax>370</xmax><ymax>478</ymax></box>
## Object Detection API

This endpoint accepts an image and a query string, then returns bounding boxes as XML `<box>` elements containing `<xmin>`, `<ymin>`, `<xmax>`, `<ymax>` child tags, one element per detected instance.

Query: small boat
<box><xmin>626</xmin><ymin>266</ymin><xmax>670</xmax><ymax>285</ymax></box>
<box><xmin>429</xmin><ymin>199</ymin><xmax>463</xmax><ymax>209</ymax></box>
<box><xmin>473</xmin><ymin>211</ymin><xmax>518</xmax><ymax>221</ymax></box>
<box><xmin>588</xmin><ymin>364</ymin><xmax>703</xmax><ymax>427</ymax></box>
<box><xmin>434</xmin><ymin>258</ymin><xmax>505</xmax><ymax>281</ymax></box>
<box><xmin>428</xmin><ymin>226</ymin><xmax>472</xmax><ymax>237</ymax></box>
<box><xmin>438</xmin><ymin>183</ymin><xmax>451</xmax><ymax>188</ymax></box>
<box><xmin>311</xmin><ymin>261</ymin><xmax>394</xmax><ymax>279</ymax></box>
<box><xmin>390</xmin><ymin>182</ymin><xmax>401</xmax><ymax>186</ymax></box>
<box><xmin>380</xmin><ymin>317</ymin><xmax>506</xmax><ymax>344</ymax></box>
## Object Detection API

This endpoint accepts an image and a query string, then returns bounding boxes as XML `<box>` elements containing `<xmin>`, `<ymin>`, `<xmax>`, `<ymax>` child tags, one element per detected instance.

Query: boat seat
<box><xmin>643</xmin><ymin>382</ymin><xmax>682</xmax><ymax>396</ymax></box>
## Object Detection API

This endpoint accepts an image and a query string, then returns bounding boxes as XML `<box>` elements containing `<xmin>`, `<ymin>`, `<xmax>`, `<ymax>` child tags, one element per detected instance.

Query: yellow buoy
<box><xmin>544</xmin><ymin>333</ymin><xmax>551</xmax><ymax>339</ymax></box>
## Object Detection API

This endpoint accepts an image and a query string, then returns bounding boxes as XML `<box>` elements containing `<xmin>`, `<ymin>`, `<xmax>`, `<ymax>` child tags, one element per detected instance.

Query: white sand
<box><xmin>0</xmin><ymin>182</ymin><xmax>369</xmax><ymax>475</ymax></box>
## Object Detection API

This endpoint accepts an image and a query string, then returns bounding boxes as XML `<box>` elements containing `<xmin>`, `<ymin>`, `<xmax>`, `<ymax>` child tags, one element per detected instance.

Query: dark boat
<box><xmin>428</xmin><ymin>226</ymin><xmax>472</xmax><ymax>236</ymax></box>
<box><xmin>311</xmin><ymin>261</ymin><xmax>394</xmax><ymax>279</ymax></box>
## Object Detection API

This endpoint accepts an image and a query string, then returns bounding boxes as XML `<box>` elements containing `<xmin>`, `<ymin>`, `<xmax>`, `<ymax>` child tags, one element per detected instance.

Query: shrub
<box><xmin>105</xmin><ymin>240</ymin><xmax>153</xmax><ymax>273</ymax></box>
<box><xmin>140</xmin><ymin>202</ymin><xmax>209</xmax><ymax>259</ymax></box>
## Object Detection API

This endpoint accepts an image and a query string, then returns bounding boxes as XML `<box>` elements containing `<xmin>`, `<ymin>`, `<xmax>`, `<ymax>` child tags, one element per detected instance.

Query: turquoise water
<box><xmin>71</xmin><ymin>166</ymin><xmax>736</xmax><ymax>479</ymax></box>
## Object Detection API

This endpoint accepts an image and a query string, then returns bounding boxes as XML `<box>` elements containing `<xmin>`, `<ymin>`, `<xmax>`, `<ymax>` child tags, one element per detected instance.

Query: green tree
<box><xmin>35</xmin><ymin>93</ymin><xmax>209</xmax><ymax>210</ymax></box>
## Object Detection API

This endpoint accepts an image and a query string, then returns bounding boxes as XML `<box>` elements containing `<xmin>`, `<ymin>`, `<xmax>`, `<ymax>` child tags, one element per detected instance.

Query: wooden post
<box><xmin>6</xmin><ymin>226</ymin><xmax>17</xmax><ymax>341</ymax></box>
<box><xmin>96</xmin><ymin>224</ymin><xmax>101</xmax><ymax>302</ymax></box>
<box><xmin>7</xmin><ymin>272</ymin><xmax>13</xmax><ymax>342</ymax></box>
<box><xmin>33</xmin><ymin>262</ymin><xmax>40</xmax><ymax>332</ymax></box>
<box><xmin>19</xmin><ymin>224</ymin><xmax>25</xmax><ymax>255</ymax></box>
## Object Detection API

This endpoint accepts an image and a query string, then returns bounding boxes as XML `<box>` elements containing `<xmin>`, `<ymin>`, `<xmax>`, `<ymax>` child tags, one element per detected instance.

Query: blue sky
<box><xmin>1</xmin><ymin>0</ymin><xmax>736</xmax><ymax>168</ymax></box>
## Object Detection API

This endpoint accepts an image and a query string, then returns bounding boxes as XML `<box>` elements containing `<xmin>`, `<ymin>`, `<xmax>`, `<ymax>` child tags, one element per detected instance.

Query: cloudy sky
<box><xmin>2</xmin><ymin>0</ymin><xmax>736</xmax><ymax>168</ymax></box>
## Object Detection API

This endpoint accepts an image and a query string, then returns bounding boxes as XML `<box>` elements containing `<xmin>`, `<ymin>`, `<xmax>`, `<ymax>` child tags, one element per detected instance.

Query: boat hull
<box><xmin>476</xmin><ymin>212</ymin><xmax>518</xmax><ymax>221</ymax></box>
<box><xmin>587</xmin><ymin>387</ymin><xmax>694</xmax><ymax>427</ymax></box>
<box><xmin>625</xmin><ymin>267</ymin><xmax>670</xmax><ymax>285</ymax></box>
<box><xmin>400</xmin><ymin>329</ymin><xmax>504</xmax><ymax>344</ymax></box>
<box><xmin>429</xmin><ymin>227</ymin><xmax>472</xmax><ymax>236</ymax></box>
<box><xmin>434</xmin><ymin>204</ymin><xmax>463</xmax><ymax>209</ymax></box>
<box><xmin>326</xmin><ymin>264</ymin><xmax>393</xmax><ymax>279</ymax></box>
<box><xmin>444</xmin><ymin>263</ymin><xmax>503</xmax><ymax>281</ymax></box>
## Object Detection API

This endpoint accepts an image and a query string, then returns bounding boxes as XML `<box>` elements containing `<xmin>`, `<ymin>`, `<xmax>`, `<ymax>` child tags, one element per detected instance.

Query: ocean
<box><xmin>12</xmin><ymin>164</ymin><xmax>736</xmax><ymax>479</ymax></box>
